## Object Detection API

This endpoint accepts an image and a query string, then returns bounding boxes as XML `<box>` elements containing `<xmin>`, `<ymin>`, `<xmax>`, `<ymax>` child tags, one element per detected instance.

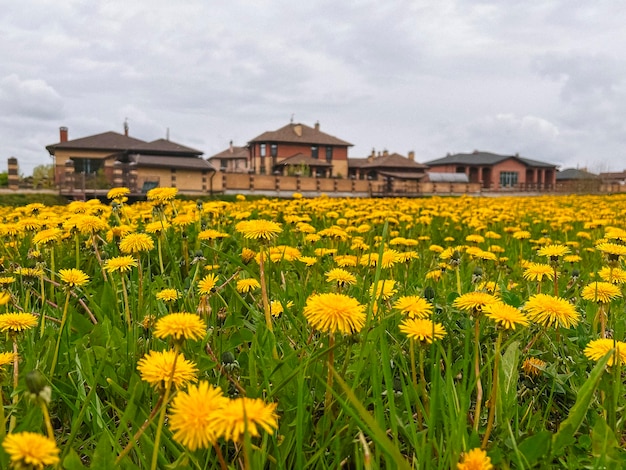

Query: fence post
<box><xmin>7</xmin><ymin>157</ymin><xmax>18</xmax><ymax>190</ymax></box>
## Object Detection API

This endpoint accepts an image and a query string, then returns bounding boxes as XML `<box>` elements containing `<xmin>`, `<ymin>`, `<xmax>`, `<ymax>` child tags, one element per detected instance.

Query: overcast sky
<box><xmin>2</xmin><ymin>0</ymin><xmax>625</xmax><ymax>176</ymax></box>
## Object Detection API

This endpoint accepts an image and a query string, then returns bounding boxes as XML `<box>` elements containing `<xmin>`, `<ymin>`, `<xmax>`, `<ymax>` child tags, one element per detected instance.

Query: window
<box><xmin>311</xmin><ymin>145</ymin><xmax>318</xmax><ymax>159</ymax></box>
<box><xmin>325</xmin><ymin>146</ymin><xmax>333</xmax><ymax>163</ymax></box>
<box><xmin>500</xmin><ymin>171</ymin><xmax>518</xmax><ymax>187</ymax></box>
<box><xmin>270</xmin><ymin>144</ymin><xmax>277</xmax><ymax>157</ymax></box>
<box><xmin>72</xmin><ymin>158</ymin><xmax>102</xmax><ymax>174</ymax></box>
<box><xmin>260</xmin><ymin>144</ymin><xmax>266</xmax><ymax>157</ymax></box>
<box><xmin>260</xmin><ymin>155</ymin><xmax>266</xmax><ymax>174</ymax></box>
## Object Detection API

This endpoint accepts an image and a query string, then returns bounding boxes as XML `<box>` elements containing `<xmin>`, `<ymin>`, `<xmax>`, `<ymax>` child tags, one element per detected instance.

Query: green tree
<box><xmin>0</xmin><ymin>172</ymin><xmax>7</xmax><ymax>187</ymax></box>
<box><xmin>32</xmin><ymin>164</ymin><xmax>55</xmax><ymax>189</ymax></box>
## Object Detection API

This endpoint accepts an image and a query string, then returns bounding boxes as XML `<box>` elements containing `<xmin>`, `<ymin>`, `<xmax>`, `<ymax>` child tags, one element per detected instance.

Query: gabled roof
<box><xmin>351</xmin><ymin>152</ymin><xmax>428</xmax><ymax>170</ymax></box>
<box><xmin>208</xmin><ymin>145</ymin><xmax>249</xmax><ymax>161</ymax></box>
<box><xmin>130</xmin><ymin>139</ymin><xmax>203</xmax><ymax>156</ymax></box>
<box><xmin>275</xmin><ymin>153</ymin><xmax>332</xmax><ymax>167</ymax></box>
<box><xmin>46</xmin><ymin>131</ymin><xmax>146</xmax><ymax>154</ymax></box>
<box><xmin>424</xmin><ymin>151</ymin><xmax>556</xmax><ymax>168</ymax></box>
<box><xmin>556</xmin><ymin>168</ymin><xmax>599</xmax><ymax>180</ymax></box>
<box><xmin>249</xmin><ymin>122</ymin><xmax>352</xmax><ymax>147</ymax></box>
<box><xmin>377</xmin><ymin>171</ymin><xmax>427</xmax><ymax>181</ymax></box>
<box><xmin>130</xmin><ymin>155</ymin><xmax>215</xmax><ymax>171</ymax></box>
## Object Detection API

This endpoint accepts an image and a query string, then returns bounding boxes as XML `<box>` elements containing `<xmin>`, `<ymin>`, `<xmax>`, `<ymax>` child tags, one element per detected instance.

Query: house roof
<box><xmin>130</xmin><ymin>139</ymin><xmax>203</xmax><ymax>156</ymax></box>
<box><xmin>249</xmin><ymin>122</ymin><xmax>352</xmax><ymax>147</ymax></box>
<box><xmin>130</xmin><ymin>155</ymin><xmax>216</xmax><ymax>171</ymax></box>
<box><xmin>47</xmin><ymin>132</ymin><xmax>202</xmax><ymax>156</ymax></box>
<box><xmin>275</xmin><ymin>153</ymin><xmax>333</xmax><ymax>167</ymax></box>
<box><xmin>349</xmin><ymin>152</ymin><xmax>428</xmax><ymax>170</ymax></box>
<box><xmin>427</xmin><ymin>172</ymin><xmax>470</xmax><ymax>183</ymax></box>
<box><xmin>424</xmin><ymin>150</ymin><xmax>556</xmax><ymax>168</ymax></box>
<box><xmin>599</xmin><ymin>171</ymin><xmax>626</xmax><ymax>180</ymax></box>
<box><xmin>208</xmin><ymin>145</ymin><xmax>249</xmax><ymax>161</ymax></box>
<box><xmin>46</xmin><ymin>131</ymin><xmax>146</xmax><ymax>154</ymax></box>
<box><xmin>556</xmin><ymin>168</ymin><xmax>599</xmax><ymax>180</ymax></box>
<box><xmin>377</xmin><ymin>171</ymin><xmax>427</xmax><ymax>181</ymax></box>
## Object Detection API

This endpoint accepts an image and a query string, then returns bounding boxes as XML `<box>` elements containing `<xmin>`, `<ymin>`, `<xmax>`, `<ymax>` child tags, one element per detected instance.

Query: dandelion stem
<box><xmin>213</xmin><ymin>442</ymin><xmax>228</xmax><ymax>470</ymax></box>
<box><xmin>325</xmin><ymin>333</ymin><xmax>335</xmax><ymax>415</ymax></box>
<box><xmin>9</xmin><ymin>339</ymin><xmax>18</xmax><ymax>433</ymax></box>
<box><xmin>41</xmin><ymin>401</ymin><xmax>54</xmax><ymax>440</ymax></box>
<box><xmin>258</xmin><ymin>245</ymin><xmax>278</xmax><ymax>359</ymax></box>
<box><xmin>473</xmin><ymin>317</ymin><xmax>483</xmax><ymax>432</ymax></box>
<box><xmin>115</xmin><ymin>393</ymin><xmax>164</xmax><ymax>464</ymax></box>
<box><xmin>121</xmin><ymin>274</ymin><xmax>131</xmax><ymax>331</ymax></box>
<box><xmin>50</xmin><ymin>290</ymin><xmax>71</xmax><ymax>378</ymax></box>
<box><xmin>482</xmin><ymin>331</ymin><xmax>502</xmax><ymax>448</ymax></box>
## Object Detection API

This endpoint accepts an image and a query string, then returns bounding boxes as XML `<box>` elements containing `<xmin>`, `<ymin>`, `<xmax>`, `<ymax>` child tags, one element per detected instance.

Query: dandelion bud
<box><xmin>26</xmin><ymin>369</ymin><xmax>51</xmax><ymax>404</ymax></box>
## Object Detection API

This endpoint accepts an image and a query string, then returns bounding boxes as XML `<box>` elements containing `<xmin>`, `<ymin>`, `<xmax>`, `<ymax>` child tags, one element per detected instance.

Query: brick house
<box><xmin>207</xmin><ymin>141</ymin><xmax>250</xmax><ymax>173</ymax></box>
<box><xmin>46</xmin><ymin>125</ymin><xmax>215</xmax><ymax>194</ymax></box>
<box><xmin>348</xmin><ymin>150</ymin><xmax>428</xmax><ymax>181</ymax></box>
<box><xmin>248</xmin><ymin>121</ymin><xmax>352</xmax><ymax>178</ymax></box>
<box><xmin>423</xmin><ymin>150</ymin><xmax>557</xmax><ymax>190</ymax></box>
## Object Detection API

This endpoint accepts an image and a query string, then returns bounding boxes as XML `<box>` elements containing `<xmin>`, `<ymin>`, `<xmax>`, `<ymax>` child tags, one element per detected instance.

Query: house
<box><xmin>46</xmin><ymin>125</ymin><xmax>216</xmax><ymax>195</ymax></box>
<box><xmin>556</xmin><ymin>168</ymin><xmax>601</xmax><ymax>193</ymax></box>
<box><xmin>207</xmin><ymin>141</ymin><xmax>250</xmax><ymax>173</ymax></box>
<box><xmin>423</xmin><ymin>150</ymin><xmax>557</xmax><ymax>190</ymax></box>
<box><xmin>247</xmin><ymin>121</ymin><xmax>352</xmax><ymax>177</ymax></box>
<box><xmin>348</xmin><ymin>150</ymin><xmax>428</xmax><ymax>181</ymax></box>
<box><xmin>599</xmin><ymin>170</ymin><xmax>626</xmax><ymax>186</ymax></box>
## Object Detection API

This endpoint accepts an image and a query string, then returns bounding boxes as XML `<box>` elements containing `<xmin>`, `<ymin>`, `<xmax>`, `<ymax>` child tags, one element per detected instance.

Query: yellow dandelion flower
<box><xmin>236</xmin><ymin>279</ymin><xmax>260</xmax><ymax>293</ymax></box>
<box><xmin>325</xmin><ymin>268</ymin><xmax>357</xmax><ymax>287</ymax></box>
<box><xmin>14</xmin><ymin>267</ymin><xmax>44</xmax><ymax>278</ymax></box>
<box><xmin>145</xmin><ymin>221</ymin><xmax>171</xmax><ymax>234</ymax></box>
<box><xmin>0</xmin><ymin>351</ymin><xmax>15</xmax><ymax>368</ymax></box>
<box><xmin>581</xmin><ymin>281</ymin><xmax>622</xmax><ymax>304</ymax></box>
<box><xmin>303</xmin><ymin>293</ymin><xmax>366</xmax><ymax>334</ymax></box>
<box><xmin>137</xmin><ymin>350</ymin><xmax>198</xmax><ymax>389</ymax></box>
<box><xmin>334</xmin><ymin>255</ymin><xmax>358</xmax><ymax>267</ymax></box>
<box><xmin>76</xmin><ymin>215</ymin><xmax>109</xmax><ymax>234</ymax></box>
<box><xmin>168</xmin><ymin>381</ymin><xmax>229</xmax><ymax>450</ymax></box>
<box><xmin>0</xmin><ymin>292</ymin><xmax>11</xmax><ymax>306</ymax></box>
<box><xmin>399</xmin><ymin>318</ymin><xmax>446</xmax><ymax>344</ymax></box>
<box><xmin>584</xmin><ymin>338</ymin><xmax>626</xmax><ymax>366</ymax></box>
<box><xmin>2</xmin><ymin>432</ymin><xmax>60</xmax><ymax>470</ymax></box>
<box><xmin>32</xmin><ymin>228</ymin><xmax>63</xmax><ymax>245</ymax></box>
<box><xmin>523</xmin><ymin>293</ymin><xmax>580</xmax><ymax>329</ymax></box>
<box><xmin>369</xmin><ymin>280</ymin><xmax>397</xmax><ymax>300</ymax></box>
<box><xmin>0</xmin><ymin>313</ymin><xmax>38</xmax><ymax>333</ymax></box>
<box><xmin>58</xmin><ymin>268</ymin><xmax>90</xmax><ymax>288</ymax></box>
<box><xmin>155</xmin><ymin>288</ymin><xmax>180</xmax><ymax>302</ymax></box>
<box><xmin>598</xmin><ymin>266</ymin><xmax>626</xmax><ymax>284</ymax></box>
<box><xmin>107</xmin><ymin>187</ymin><xmax>130</xmax><ymax>200</ymax></box>
<box><xmin>483</xmin><ymin>301</ymin><xmax>529</xmax><ymax>330</ymax></box>
<box><xmin>103</xmin><ymin>255</ymin><xmax>138</xmax><ymax>273</ymax></box>
<box><xmin>198</xmin><ymin>273</ymin><xmax>219</xmax><ymax>295</ymax></box>
<box><xmin>512</xmin><ymin>230</ymin><xmax>531</xmax><ymax>240</ymax></box>
<box><xmin>270</xmin><ymin>300</ymin><xmax>293</xmax><ymax>317</ymax></box>
<box><xmin>146</xmin><ymin>186</ymin><xmax>178</xmax><ymax>202</ymax></box>
<box><xmin>212</xmin><ymin>397</ymin><xmax>279</xmax><ymax>442</ymax></box>
<box><xmin>537</xmin><ymin>244</ymin><xmax>570</xmax><ymax>259</ymax></box>
<box><xmin>198</xmin><ymin>229</ymin><xmax>230</xmax><ymax>240</ymax></box>
<box><xmin>453</xmin><ymin>292</ymin><xmax>498</xmax><ymax>313</ymax></box>
<box><xmin>393</xmin><ymin>296</ymin><xmax>433</xmax><ymax>319</ymax></box>
<box><xmin>154</xmin><ymin>312</ymin><xmax>206</xmax><ymax>341</ymax></box>
<box><xmin>425</xmin><ymin>269</ymin><xmax>444</xmax><ymax>282</ymax></box>
<box><xmin>241</xmin><ymin>247</ymin><xmax>256</xmax><ymax>264</ymax></box>
<box><xmin>457</xmin><ymin>447</ymin><xmax>493</xmax><ymax>470</ymax></box>
<box><xmin>563</xmin><ymin>254</ymin><xmax>582</xmax><ymax>263</ymax></box>
<box><xmin>0</xmin><ymin>276</ymin><xmax>15</xmax><ymax>285</ymax></box>
<box><xmin>119</xmin><ymin>233</ymin><xmax>154</xmax><ymax>254</ymax></box>
<box><xmin>298</xmin><ymin>256</ymin><xmax>318</xmax><ymax>267</ymax></box>
<box><xmin>596</xmin><ymin>242</ymin><xmax>626</xmax><ymax>258</ymax></box>
<box><xmin>236</xmin><ymin>220</ymin><xmax>282</xmax><ymax>240</ymax></box>
<box><xmin>522</xmin><ymin>263</ymin><xmax>554</xmax><ymax>282</ymax></box>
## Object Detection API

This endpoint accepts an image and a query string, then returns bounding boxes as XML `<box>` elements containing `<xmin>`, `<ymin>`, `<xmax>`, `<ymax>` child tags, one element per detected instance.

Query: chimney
<box><xmin>383</xmin><ymin>149</ymin><xmax>389</xmax><ymax>157</ymax></box>
<box><xmin>408</xmin><ymin>151</ymin><xmax>415</xmax><ymax>161</ymax></box>
<box><xmin>294</xmin><ymin>124</ymin><xmax>303</xmax><ymax>137</ymax></box>
<box><xmin>124</xmin><ymin>119</ymin><xmax>129</xmax><ymax>137</ymax></box>
<box><xmin>314</xmin><ymin>121</ymin><xmax>320</xmax><ymax>131</ymax></box>
<box><xmin>229</xmin><ymin>140</ymin><xmax>234</xmax><ymax>153</ymax></box>
<box><xmin>59</xmin><ymin>126</ymin><xmax>68</xmax><ymax>143</ymax></box>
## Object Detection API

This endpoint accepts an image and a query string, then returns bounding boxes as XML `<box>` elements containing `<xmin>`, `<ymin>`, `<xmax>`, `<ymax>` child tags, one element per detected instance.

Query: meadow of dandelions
<box><xmin>1</xmin><ymin>190</ymin><xmax>626</xmax><ymax>468</ymax></box>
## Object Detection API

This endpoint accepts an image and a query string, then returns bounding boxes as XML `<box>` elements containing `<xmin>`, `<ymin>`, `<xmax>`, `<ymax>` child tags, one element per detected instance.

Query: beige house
<box><xmin>46</xmin><ymin>125</ymin><xmax>216</xmax><ymax>195</ymax></box>
<box><xmin>207</xmin><ymin>141</ymin><xmax>250</xmax><ymax>173</ymax></box>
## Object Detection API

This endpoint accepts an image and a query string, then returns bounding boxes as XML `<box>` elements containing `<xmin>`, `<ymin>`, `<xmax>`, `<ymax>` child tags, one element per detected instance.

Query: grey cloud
<box><xmin>0</xmin><ymin>74</ymin><xmax>64</xmax><ymax>120</ymax></box>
